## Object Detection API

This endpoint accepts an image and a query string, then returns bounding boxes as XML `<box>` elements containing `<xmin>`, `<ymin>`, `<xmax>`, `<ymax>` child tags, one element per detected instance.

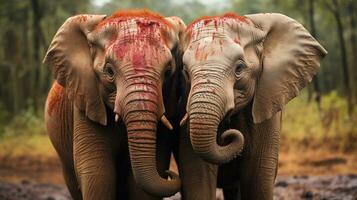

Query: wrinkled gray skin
<box><xmin>44</xmin><ymin>12</ymin><xmax>186</xmax><ymax>199</ymax></box>
<box><xmin>177</xmin><ymin>13</ymin><xmax>327</xmax><ymax>200</ymax></box>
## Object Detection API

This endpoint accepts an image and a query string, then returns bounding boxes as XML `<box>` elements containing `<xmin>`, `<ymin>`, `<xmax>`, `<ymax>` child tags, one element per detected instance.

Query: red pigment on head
<box><xmin>186</xmin><ymin>12</ymin><xmax>248</xmax><ymax>38</ymax></box>
<box><xmin>110</xmin><ymin>19</ymin><xmax>166</xmax><ymax>71</ymax></box>
<box><xmin>101</xmin><ymin>9</ymin><xmax>172</xmax><ymax>71</ymax></box>
<box><xmin>97</xmin><ymin>9</ymin><xmax>172</xmax><ymax>30</ymax></box>
<box><xmin>132</xmin><ymin>49</ymin><xmax>147</xmax><ymax>70</ymax></box>
<box><xmin>212</xmin><ymin>32</ymin><xmax>216</xmax><ymax>40</ymax></box>
<box><xmin>75</xmin><ymin>15</ymin><xmax>88</xmax><ymax>23</ymax></box>
<box><xmin>234</xmin><ymin>37</ymin><xmax>241</xmax><ymax>44</ymax></box>
<box><xmin>138</xmin><ymin>93</ymin><xmax>159</xmax><ymax>111</ymax></box>
<box><xmin>47</xmin><ymin>82</ymin><xmax>64</xmax><ymax>116</ymax></box>
<box><xmin>113</xmin><ymin>21</ymin><xmax>162</xmax><ymax>69</ymax></box>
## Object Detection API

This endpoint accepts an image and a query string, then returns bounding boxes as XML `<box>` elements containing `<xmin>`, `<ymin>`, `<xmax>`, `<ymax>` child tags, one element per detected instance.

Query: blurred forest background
<box><xmin>0</xmin><ymin>0</ymin><xmax>356</xmax><ymax>174</ymax></box>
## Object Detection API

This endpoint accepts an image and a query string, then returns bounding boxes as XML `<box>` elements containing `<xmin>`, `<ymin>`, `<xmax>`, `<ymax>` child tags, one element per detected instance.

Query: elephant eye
<box><xmin>234</xmin><ymin>60</ymin><xmax>246</xmax><ymax>76</ymax></box>
<box><xmin>104</xmin><ymin>62</ymin><xmax>115</xmax><ymax>79</ymax></box>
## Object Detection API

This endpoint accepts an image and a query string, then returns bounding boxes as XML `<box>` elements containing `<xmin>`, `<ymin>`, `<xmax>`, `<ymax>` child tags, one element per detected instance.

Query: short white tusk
<box><xmin>161</xmin><ymin>115</ymin><xmax>173</xmax><ymax>130</ymax></box>
<box><xmin>180</xmin><ymin>113</ymin><xmax>188</xmax><ymax>127</ymax></box>
<box><xmin>115</xmin><ymin>114</ymin><xmax>120</xmax><ymax>122</ymax></box>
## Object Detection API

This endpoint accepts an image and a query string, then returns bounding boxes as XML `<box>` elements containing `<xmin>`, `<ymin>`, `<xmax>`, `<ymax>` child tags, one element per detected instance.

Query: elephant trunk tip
<box><xmin>220</xmin><ymin>129</ymin><xmax>244</xmax><ymax>159</ymax></box>
<box><xmin>192</xmin><ymin>128</ymin><xmax>245</xmax><ymax>165</ymax></box>
<box><xmin>136</xmin><ymin>170</ymin><xmax>181</xmax><ymax>197</ymax></box>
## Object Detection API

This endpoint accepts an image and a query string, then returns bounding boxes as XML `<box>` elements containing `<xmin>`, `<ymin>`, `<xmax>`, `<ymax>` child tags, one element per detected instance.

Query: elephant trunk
<box><xmin>189</xmin><ymin>81</ymin><xmax>244</xmax><ymax>164</ymax></box>
<box><xmin>121</xmin><ymin>81</ymin><xmax>180</xmax><ymax>197</ymax></box>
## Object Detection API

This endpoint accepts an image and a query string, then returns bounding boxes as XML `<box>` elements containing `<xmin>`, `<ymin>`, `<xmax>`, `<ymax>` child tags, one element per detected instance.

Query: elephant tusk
<box><xmin>115</xmin><ymin>114</ymin><xmax>120</xmax><ymax>122</ymax></box>
<box><xmin>161</xmin><ymin>115</ymin><xmax>173</xmax><ymax>130</ymax></box>
<box><xmin>179</xmin><ymin>113</ymin><xmax>188</xmax><ymax>127</ymax></box>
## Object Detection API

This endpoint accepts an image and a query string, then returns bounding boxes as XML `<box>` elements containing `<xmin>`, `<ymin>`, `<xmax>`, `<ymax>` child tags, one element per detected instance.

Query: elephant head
<box><xmin>43</xmin><ymin>10</ymin><xmax>185</xmax><ymax>197</ymax></box>
<box><xmin>180</xmin><ymin>13</ymin><xmax>327</xmax><ymax>164</ymax></box>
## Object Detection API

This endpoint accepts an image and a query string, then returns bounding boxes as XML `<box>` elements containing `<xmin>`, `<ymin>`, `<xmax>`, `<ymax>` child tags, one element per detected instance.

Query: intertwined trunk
<box><xmin>188</xmin><ymin>71</ymin><xmax>244</xmax><ymax>164</ymax></box>
<box><xmin>120</xmin><ymin>73</ymin><xmax>180</xmax><ymax>197</ymax></box>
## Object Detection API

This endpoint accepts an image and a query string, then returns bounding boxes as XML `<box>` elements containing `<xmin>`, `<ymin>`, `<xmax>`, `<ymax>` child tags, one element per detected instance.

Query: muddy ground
<box><xmin>1</xmin><ymin>148</ymin><xmax>357</xmax><ymax>200</ymax></box>
<box><xmin>0</xmin><ymin>174</ymin><xmax>357</xmax><ymax>200</ymax></box>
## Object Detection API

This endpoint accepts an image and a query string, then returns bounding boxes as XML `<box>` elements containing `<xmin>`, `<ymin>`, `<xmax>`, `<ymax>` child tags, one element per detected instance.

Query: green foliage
<box><xmin>0</xmin><ymin>108</ymin><xmax>45</xmax><ymax>138</ymax></box>
<box><xmin>0</xmin><ymin>107</ymin><xmax>50</xmax><ymax>157</ymax></box>
<box><xmin>282</xmin><ymin>90</ymin><xmax>357</xmax><ymax>150</ymax></box>
<box><xmin>0</xmin><ymin>103</ymin><xmax>10</xmax><ymax>136</ymax></box>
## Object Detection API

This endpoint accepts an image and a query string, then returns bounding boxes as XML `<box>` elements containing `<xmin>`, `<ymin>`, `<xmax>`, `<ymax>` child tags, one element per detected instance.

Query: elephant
<box><xmin>177</xmin><ymin>13</ymin><xmax>327</xmax><ymax>199</ymax></box>
<box><xmin>44</xmin><ymin>9</ymin><xmax>186</xmax><ymax>199</ymax></box>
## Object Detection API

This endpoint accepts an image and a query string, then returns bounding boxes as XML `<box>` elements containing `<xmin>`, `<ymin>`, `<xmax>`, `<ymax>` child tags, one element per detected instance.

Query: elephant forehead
<box><xmin>184</xmin><ymin>35</ymin><xmax>243</xmax><ymax>63</ymax></box>
<box><xmin>98</xmin><ymin>19</ymin><xmax>169</xmax><ymax>47</ymax></box>
<box><xmin>97</xmin><ymin>9</ymin><xmax>172</xmax><ymax>30</ymax></box>
<box><xmin>97</xmin><ymin>20</ymin><xmax>169</xmax><ymax>70</ymax></box>
<box><xmin>109</xmin><ymin>35</ymin><xmax>169</xmax><ymax>69</ymax></box>
<box><xmin>96</xmin><ymin>17</ymin><xmax>172</xmax><ymax>47</ymax></box>
<box><xmin>186</xmin><ymin>13</ymin><xmax>249</xmax><ymax>41</ymax></box>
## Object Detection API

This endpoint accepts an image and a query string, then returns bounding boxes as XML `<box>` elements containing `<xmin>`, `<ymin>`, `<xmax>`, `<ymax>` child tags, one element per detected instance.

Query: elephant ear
<box><xmin>162</xmin><ymin>16</ymin><xmax>187</xmax><ymax>119</ymax></box>
<box><xmin>43</xmin><ymin>14</ymin><xmax>108</xmax><ymax>125</ymax></box>
<box><xmin>164</xmin><ymin>16</ymin><xmax>186</xmax><ymax>70</ymax></box>
<box><xmin>246</xmin><ymin>13</ymin><xmax>327</xmax><ymax>123</ymax></box>
<box><xmin>165</xmin><ymin>16</ymin><xmax>186</xmax><ymax>48</ymax></box>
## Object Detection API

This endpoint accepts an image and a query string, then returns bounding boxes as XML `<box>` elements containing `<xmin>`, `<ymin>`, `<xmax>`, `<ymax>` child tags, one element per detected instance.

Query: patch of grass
<box><xmin>1</xmin><ymin>108</ymin><xmax>45</xmax><ymax>137</ymax></box>
<box><xmin>0</xmin><ymin>134</ymin><xmax>56</xmax><ymax>158</ymax></box>
<box><xmin>0</xmin><ymin>108</ymin><xmax>56</xmax><ymax>159</ymax></box>
<box><xmin>282</xmin><ymin>90</ymin><xmax>357</xmax><ymax>151</ymax></box>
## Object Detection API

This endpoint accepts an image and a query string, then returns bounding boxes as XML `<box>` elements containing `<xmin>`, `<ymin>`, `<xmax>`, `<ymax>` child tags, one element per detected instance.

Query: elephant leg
<box><xmin>127</xmin><ymin>168</ymin><xmax>161</xmax><ymax>200</ymax></box>
<box><xmin>73</xmin><ymin>106</ymin><xmax>117</xmax><ymax>200</ymax></box>
<box><xmin>45</xmin><ymin>91</ymin><xmax>82</xmax><ymax>199</ymax></box>
<box><xmin>62</xmin><ymin>165</ymin><xmax>82</xmax><ymax>200</ymax></box>
<box><xmin>178</xmin><ymin>125</ymin><xmax>218</xmax><ymax>200</ymax></box>
<box><xmin>223</xmin><ymin>185</ymin><xmax>240</xmax><ymax>200</ymax></box>
<box><xmin>238</xmin><ymin>112</ymin><xmax>281</xmax><ymax>200</ymax></box>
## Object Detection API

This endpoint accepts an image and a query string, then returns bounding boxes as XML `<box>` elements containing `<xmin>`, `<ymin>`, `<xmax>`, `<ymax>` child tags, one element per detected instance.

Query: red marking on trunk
<box><xmin>234</xmin><ymin>37</ymin><xmax>241</xmax><ymax>44</ymax></box>
<box><xmin>219</xmin><ymin>40</ymin><xmax>223</xmax><ymax>52</ymax></box>
<box><xmin>203</xmin><ymin>52</ymin><xmax>208</xmax><ymax>60</ymax></box>
<box><xmin>194</xmin><ymin>43</ymin><xmax>201</xmax><ymax>60</ymax></box>
<box><xmin>47</xmin><ymin>83</ymin><xmax>64</xmax><ymax>116</ymax></box>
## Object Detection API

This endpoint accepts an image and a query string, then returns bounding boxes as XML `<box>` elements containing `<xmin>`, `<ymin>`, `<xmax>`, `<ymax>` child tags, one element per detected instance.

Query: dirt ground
<box><xmin>0</xmin><ymin>147</ymin><xmax>356</xmax><ymax>200</ymax></box>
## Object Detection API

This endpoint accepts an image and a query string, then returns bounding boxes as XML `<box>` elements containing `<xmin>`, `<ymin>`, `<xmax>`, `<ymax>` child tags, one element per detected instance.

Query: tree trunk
<box><xmin>4</xmin><ymin>29</ymin><xmax>19</xmax><ymax>113</ymax></box>
<box><xmin>21</xmin><ymin>7</ymin><xmax>30</xmax><ymax>111</ymax></box>
<box><xmin>31</xmin><ymin>0</ymin><xmax>42</xmax><ymax>113</ymax></box>
<box><xmin>327</xmin><ymin>0</ymin><xmax>353</xmax><ymax>118</ymax></box>
<box><xmin>348</xmin><ymin>2</ymin><xmax>357</xmax><ymax>102</ymax></box>
<box><xmin>308</xmin><ymin>0</ymin><xmax>321</xmax><ymax>110</ymax></box>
